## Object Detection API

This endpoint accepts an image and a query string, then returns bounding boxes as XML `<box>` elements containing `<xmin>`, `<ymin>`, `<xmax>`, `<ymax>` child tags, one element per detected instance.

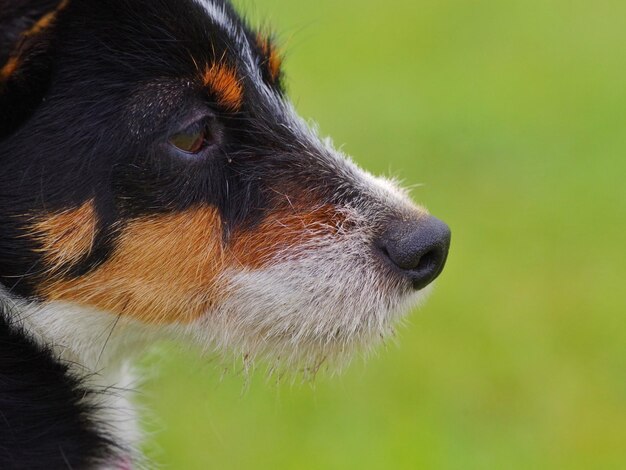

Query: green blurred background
<box><xmin>142</xmin><ymin>0</ymin><xmax>626</xmax><ymax>468</ymax></box>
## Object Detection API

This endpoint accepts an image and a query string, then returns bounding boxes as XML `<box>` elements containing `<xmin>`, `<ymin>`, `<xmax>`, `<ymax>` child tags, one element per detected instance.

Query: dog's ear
<box><xmin>0</xmin><ymin>0</ymin><xmax>69</xmax><ymax>138</ymax></box>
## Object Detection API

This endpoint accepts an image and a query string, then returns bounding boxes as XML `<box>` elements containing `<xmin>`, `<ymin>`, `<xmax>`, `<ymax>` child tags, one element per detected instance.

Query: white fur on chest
<box><xmin>2</xmin><ymin>291</ymin><xmax>159</xmax><ymax>459</ymax></box>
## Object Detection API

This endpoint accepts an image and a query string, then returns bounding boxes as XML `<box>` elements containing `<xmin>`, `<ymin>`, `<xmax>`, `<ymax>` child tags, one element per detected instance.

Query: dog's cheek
<box><xmin>30</xmin><ymin>199</ymin><xmax>99</xmax><ymax>274</ymax></box>
<box><xmin>33</xmin><ymin>202</ymin><xmax>346</xmax><ymax>325</ymax></box>
<box><xmin>38</xmin><ymin>206</ymin><xmax>229</xmax><ymax>324</ymax></box>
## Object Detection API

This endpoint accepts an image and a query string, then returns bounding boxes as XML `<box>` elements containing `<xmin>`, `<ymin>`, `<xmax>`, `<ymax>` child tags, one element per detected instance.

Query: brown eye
<box><xmin>169</xmin><ymin>127</ymin><xmax>206</xmax><ymax>154</ymax></box>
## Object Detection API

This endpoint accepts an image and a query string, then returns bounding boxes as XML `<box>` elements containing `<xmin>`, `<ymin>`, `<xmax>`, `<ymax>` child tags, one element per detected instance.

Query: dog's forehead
<box><xmin>63</xmin><ymin>0</ymin><xmax>279</xmax><ymax>86</ymax></box>
<box><xmin>43</xmin><ymin>0</ymin><xmax>290</xmax><ymax>140</ymax></box>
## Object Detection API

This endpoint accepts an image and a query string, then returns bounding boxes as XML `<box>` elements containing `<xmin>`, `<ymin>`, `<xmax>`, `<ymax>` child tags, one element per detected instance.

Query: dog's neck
<box><xmin>0</xmin><ymin>286</ymin><xmax>158</xmax><ymax>460</ymax></box>
<box><xmin>1</xmin><ymin>289</ymin><xmax>150</xmax><ymax>373</ymax></box>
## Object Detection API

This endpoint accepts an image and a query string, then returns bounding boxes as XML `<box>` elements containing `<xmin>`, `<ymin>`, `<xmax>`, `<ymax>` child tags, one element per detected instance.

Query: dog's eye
<box><xmin>170</xmin><ymin>129</ymin><xmax>205</xmax><ymax>153</ymax></box>
<box><xmin>169</xmin><ymin>119</ymin><xmax>215</xmax><ymax>154</ymax></box>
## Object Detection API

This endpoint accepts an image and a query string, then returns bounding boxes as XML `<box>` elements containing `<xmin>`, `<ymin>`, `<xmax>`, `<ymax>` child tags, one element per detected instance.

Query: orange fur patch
<box><xmin>38</xmin><ymin>202</ymin><xmax>345</xmax><ymax>325</ymax></box>
<box><xmin>23</xmin><ymin>0</ymin><xmax>71</xmax><ymax>38</ymax></box>
<box><xmin>257</xmin><ymin>35</ymin><xmax>283</xmax><ymax>82</ymax></box>
<box><xmin>0</xmin><ymin>57</ymin><xmax>21</xmax><ymax>82</ymax></box>
<box><xmin>203</xmin><ymin>63</ymin><xmax>243</xmax><ymax>111</ymax></box>
<box><xmin>31</xmin><ymin>199</ymin><xmax>98</xmax><ymax>273</ymax></box>
<box><xmin>40</xmin><ymin>207</ymin><xmax>228</xmax><ymax>324</ymax></box>
<box><xmin>0</xmin><ymin>0</ymin><xmax>70</xmax><ymax>82</ymax></box>
<box><xmin>231</xmin><ymin>204</ymin><xmax>345</xmax><ymax>269</ymax></box>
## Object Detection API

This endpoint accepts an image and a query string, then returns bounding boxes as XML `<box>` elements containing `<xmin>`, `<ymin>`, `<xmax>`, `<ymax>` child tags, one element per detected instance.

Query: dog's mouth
<box><xmin>187</xmin><ymin>222</ymin><xmax>443</xmax><ymax>370</ymax></box>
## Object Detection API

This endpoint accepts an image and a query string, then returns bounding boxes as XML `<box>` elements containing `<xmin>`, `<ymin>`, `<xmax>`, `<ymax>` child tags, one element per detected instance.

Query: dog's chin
<box><xmin>188</xmin><ymin>248</ymin><xmax>434</xmax><ymax>375</ymax></box>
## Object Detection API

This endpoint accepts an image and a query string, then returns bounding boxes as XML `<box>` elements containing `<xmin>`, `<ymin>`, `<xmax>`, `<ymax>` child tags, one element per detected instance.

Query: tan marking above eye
<box><xmin>202</xmin><ymin>63</ymin><xmax>243</xmax><ymax>111</ymax></box>
<box><xmin>31</xmin><ymin>199</ymin><xmax>98</xmax><ymax>274</ymax></box>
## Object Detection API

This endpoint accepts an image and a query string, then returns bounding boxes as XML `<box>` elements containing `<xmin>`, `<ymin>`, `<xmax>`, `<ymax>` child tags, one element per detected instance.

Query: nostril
<box><xmin>411</xmin><ymin>246</ymin><xmax>446</xmax><ymax>290</ymax></box>
<box><xmin>416</xmin><ymin>249</ymin><xmax>438</xmax><ymax>274</ymax></box>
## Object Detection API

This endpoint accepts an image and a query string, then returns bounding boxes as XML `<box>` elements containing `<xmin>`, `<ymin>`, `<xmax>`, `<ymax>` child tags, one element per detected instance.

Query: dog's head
<box><xmin>0</xmin><ymin>0</ymin><xmax>450</xmax><ymax>366</ymax></box>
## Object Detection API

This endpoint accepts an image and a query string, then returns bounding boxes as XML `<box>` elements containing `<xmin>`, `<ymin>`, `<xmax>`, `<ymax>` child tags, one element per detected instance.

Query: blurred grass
<box><xmin>142</xmin><ymin>0</ymin><xmax>626</xmax><ymax>468</ymax></box>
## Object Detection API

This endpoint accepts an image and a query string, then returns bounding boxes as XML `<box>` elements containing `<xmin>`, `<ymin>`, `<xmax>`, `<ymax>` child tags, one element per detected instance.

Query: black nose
<box><xmin>377</xmin><ymin>215</ymin><xmax>451</xmax><ymax>290</ymax></box>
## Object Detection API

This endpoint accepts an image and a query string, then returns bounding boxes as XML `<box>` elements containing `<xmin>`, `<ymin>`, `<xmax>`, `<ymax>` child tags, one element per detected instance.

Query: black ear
<box><xmin>0</xmin><ymin>0</ymin><xmax>68</xmax><ymax>138</ymax></box>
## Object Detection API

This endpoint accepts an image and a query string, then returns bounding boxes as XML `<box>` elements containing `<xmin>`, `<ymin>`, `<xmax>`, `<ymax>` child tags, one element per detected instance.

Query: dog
<box><xmin>0</xmin><ymin>0</ymin><xmax>451</xmax><ymax>468</ymax></box>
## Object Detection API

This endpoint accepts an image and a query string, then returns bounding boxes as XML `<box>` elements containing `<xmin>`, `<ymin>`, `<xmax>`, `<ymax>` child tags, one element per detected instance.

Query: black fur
<box><xmin>0</xmin><ymin>302</ymin><xmax>115</xmax><ymax>469</ymax></box>
<box><xmin>0</xmin><ymin>1</ymin><xmax>392</xmax><ymax>466</ymax></box>
<box><xmin>0</xmin><ymin>0</ymin><xmax>367</xmax><ymax>299</ymax></box>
